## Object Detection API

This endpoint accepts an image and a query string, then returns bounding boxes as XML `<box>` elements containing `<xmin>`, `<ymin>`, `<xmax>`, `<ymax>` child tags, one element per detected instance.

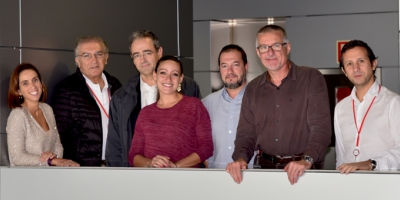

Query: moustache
<box><xmin>225</xmin><ymin>73</ymin><xmax>238</xmax><ymax>79</ymax></box>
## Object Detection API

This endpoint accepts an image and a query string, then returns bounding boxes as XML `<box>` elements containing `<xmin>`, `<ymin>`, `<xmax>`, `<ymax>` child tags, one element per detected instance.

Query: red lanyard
<box><xmin>86</xmin><ymin>84</ymin><xmax>111</xmax><ymax>118</ymax></box>
<box><xmin>352</xmin><ymin>85</ymin><xmax>381</xmax><ymax>159</ymax></box>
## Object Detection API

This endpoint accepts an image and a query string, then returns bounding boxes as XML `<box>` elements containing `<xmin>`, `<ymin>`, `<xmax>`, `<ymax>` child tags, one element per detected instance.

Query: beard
<box><xmin>224</xmin><ymin>73</ymin><xmax>246</xmax><ymax>89</ymax></box>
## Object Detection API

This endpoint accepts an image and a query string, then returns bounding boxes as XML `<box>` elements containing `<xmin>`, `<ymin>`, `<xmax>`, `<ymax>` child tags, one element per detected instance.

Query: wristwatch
<box><xmin>370</xmin><ymin>159</ymin><xmax>377</xmax><ymax>170</ymax></box>
<box><xmin>302</xmin><ymin>155</ymin><xmax>314</xmax><ymax>165</ymax></box>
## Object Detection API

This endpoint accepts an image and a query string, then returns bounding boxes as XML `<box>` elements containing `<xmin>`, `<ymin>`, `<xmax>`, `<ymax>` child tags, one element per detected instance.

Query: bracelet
<box><xmin>48</xmin><ymin>158</ymin><xmax>54</xmax><ymax>166</ymax></box>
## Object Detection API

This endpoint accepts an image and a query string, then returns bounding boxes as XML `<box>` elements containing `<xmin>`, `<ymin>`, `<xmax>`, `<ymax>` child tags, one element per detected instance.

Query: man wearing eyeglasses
<box><xmin>52</xmin><ymin>36</ymin><xmax>122</xmax><ymax>166</ymax></box>
<box><xmin>226</xmin><ymin>25</ymin><xmax>331</xmax><ymax>185</ymax></box>
<box><xmin>105</xmin><ymin>30</ymin><xmax>201</xmax><ymax>167</ymax></box>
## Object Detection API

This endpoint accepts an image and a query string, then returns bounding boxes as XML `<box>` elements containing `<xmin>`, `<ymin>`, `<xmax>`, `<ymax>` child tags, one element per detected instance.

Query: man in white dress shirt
<box><xmin>335</xmin><ymin>40</ymin><xmax>400</xmax><ymax>173</ymax></box>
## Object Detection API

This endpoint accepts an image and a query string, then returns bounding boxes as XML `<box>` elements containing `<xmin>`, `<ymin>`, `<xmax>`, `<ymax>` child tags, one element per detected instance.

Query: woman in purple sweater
<box><xmin>128</xmin><ymin>55</ymin><xmax>213</xmax><ymax>168</ymax></box>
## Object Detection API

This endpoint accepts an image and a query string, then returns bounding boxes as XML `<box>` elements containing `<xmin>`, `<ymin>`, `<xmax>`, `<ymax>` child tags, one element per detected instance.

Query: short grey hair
<box><xmin>74</xmin><ymin>36</ymin><xmax>109</xmax><ymax>56</ymax></box>
<box><xmin>255</xmin><ymin>25</ymin><xmax>289</xmax><ymax>47</ymax></box>
<box><xmin>128</xmin><ymin>30</ymin><xmax>161</xmax><ymax>51</ymax></box>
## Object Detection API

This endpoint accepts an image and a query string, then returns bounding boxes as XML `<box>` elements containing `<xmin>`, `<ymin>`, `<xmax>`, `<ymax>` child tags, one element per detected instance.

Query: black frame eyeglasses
<box><xmin>257</xmin><ymin>43</ymin><xmax>287</xmax><ymax>53</ymax></box>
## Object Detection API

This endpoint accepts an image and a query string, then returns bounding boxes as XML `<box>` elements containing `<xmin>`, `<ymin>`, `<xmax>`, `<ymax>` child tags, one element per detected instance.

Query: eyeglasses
<box><xmin>76</xmin><ymin>52</ymin><xmax>107</xmax><ymax>60</ymax></box>
<box><xmin>130</xmin><ymin>51</ymin><xmax>154</xmax><ymax>60</ymax></box>
<box><xmin>257</xmin><ymin>43</ymin><xmax>287</xmax><ymax>53</ymax></box>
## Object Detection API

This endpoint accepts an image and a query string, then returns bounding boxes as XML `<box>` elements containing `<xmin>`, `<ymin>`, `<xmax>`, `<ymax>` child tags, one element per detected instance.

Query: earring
<box><xmin>19</xmin><ymin>95</ymin><xmax>23</xmax><ymax>100</ymax></box>
<box><xmin>177</xmin><ymin>83</ymin><xmax>181</xmax><ymax>92</ymax></box>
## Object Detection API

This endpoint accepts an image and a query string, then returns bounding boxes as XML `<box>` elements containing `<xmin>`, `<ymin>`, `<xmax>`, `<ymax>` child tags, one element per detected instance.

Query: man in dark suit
<box><xmin>106</xmin><ymin>30</ymin><xmax>201</xmax><ymax>167</ymax></box>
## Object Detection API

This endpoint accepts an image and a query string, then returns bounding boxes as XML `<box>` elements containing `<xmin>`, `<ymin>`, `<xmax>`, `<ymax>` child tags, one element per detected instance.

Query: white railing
<box><xmin>0</xmin><ymin>167</ymin><xmax>399</xmax><ymax>200</ymax></box>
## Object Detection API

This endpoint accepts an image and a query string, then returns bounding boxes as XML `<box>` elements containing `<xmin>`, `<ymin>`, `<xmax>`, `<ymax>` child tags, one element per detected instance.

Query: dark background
<box><xmin>0</xmin><ymin>0</ymin><xmax>194</xmax><ymax>133</ymax></box>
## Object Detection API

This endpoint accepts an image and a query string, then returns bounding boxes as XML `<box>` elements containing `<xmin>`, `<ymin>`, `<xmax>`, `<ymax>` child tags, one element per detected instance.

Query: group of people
<box><xmin>5</xmin><ymin>25</ymin><xmax>400</xmax><ymax>185</ymax></box>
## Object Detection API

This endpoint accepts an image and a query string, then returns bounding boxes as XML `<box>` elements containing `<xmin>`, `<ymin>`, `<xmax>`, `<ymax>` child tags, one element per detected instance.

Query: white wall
<box><xmin>193</xmin><ymin>2</ymin><xmax>399</xmax><ymax>96</ymax></box>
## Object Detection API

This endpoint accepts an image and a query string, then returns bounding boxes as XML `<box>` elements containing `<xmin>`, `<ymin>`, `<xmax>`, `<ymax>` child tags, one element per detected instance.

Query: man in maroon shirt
<box><xmin>226</xmin><ymin>25</ymin><xmax>331</xmax><ymax>185</ymax></box>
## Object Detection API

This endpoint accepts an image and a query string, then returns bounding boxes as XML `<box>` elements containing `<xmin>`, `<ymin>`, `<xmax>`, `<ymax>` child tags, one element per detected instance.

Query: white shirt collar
<box><xmin>140</xmin><ymin>76</ymin><xmax>157</xmax><ymax>93</ymax></box>
<box><xmin>350</xmin><ymin>80</ymin><xmax>379</xmax><ymax>103</ymax></box>
<box><xmin>82</xmin><ymin>73</ymin><xmax>109</xmax><ymax>92</ymax></box>
<box><xmin>140</xmin><ymin>76</ymin><xmax>157</xmax><ymax>108</ymax></box>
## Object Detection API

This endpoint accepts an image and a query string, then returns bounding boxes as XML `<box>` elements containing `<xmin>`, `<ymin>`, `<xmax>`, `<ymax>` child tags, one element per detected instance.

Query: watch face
<box><xmin>302</xmin><ymin>155</ymin><xmax>313</xmax><ymax>163</ymax></box>
<box><xmin>371</xmin><ymin>160</ymin><xmax>377</xmax><ymax>170</ymax></box>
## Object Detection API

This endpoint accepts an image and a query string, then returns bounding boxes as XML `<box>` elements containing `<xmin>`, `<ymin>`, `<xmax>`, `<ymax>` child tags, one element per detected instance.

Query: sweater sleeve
<box><xmin>45</xmin><ymin>105</ymin><xmax>64</xmax><ymax>158</ymax></box>
<box><xmin>6</xmin><ymin>109</ymin><xmax>46</xmax><ymax>166</ymax></box>
<box><xmin>193</xmin><ymin>101</ymin><xmax>213</xmax><ymax>162</ymax></box>
<box><xmin>128</xmin><ymin>113</ymin><xmax>145</xmax><ymax>167</ymax></box>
